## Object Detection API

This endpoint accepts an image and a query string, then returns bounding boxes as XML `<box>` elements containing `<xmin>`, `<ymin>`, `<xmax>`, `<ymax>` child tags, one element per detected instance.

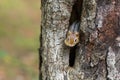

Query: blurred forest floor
<box><xmin>0</xmin><ymin>0</ymin><xmax>40</xmax><ymax>80</ymax></box>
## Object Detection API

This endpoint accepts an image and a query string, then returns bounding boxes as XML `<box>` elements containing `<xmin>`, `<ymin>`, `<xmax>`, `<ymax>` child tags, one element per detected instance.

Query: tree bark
<box><xmin>40</xmin><ymin>0</ymin><xmax>120</xmax><ymax>80</ymax></box>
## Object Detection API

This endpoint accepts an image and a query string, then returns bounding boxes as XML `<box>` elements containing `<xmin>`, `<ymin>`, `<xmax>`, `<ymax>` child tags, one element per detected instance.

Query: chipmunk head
<box><xmin>64</xmin><ymin>31</ymin><xmax>79</xmax><ymax>47</ymax></box>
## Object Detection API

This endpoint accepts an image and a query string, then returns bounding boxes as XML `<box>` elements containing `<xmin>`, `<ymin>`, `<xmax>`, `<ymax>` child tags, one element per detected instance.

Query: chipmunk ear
<box><xmin>76</xmin><ymin>33</ymin><xmax>79</xmax><ymax>37</ymax></box>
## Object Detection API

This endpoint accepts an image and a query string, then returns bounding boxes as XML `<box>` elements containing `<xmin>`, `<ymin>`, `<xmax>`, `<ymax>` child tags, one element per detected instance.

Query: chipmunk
<box><xmin>64</xmin><ymin>21</ymin><xmax>80</xmax><ymax>67</ymax></box>
<box><xmin>65</xmin><ymin>21</ymin><xmax>80</xmax><ymax>47</ymax></box>
<box><xmin>64</xmin><ymin>0</ymin><xmax>83</xmax><ymax>67</ymax></box>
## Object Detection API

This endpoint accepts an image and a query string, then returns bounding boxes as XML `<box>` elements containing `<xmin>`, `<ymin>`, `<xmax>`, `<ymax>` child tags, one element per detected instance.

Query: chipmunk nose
<box><xmin>69</xmin><ymin>39</ymin><xmax>75</xmax><ymax>47</ymax></box>
<box><xmin>70</xmin><ymin>39</ymin><xmax>74</xmax><ymax>45</ymax></box>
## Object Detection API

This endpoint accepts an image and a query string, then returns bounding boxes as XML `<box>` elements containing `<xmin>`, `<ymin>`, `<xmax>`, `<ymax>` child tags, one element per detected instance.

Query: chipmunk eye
<box><xmin>74</xmin><ymin>39</ymin><xmax>77</xmax><ymax>42</ymax></box>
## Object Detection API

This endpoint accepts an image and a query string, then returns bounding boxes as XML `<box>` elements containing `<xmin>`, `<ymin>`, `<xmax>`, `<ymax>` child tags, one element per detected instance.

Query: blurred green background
<box><xmin>0</xmin><ymin>0</ymin><xmax>40</xmax><ymax>80</ymax></box>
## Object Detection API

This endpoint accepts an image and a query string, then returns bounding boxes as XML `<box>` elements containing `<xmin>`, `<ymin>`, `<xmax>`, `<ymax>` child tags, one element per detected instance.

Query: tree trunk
<box><xmin>40</xmin><ymin>0</ymin><xmax>120</xmax><ymax>80</ymax></box>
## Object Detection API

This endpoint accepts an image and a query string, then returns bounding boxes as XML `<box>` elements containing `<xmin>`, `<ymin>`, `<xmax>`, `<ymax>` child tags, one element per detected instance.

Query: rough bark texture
<box><xmin>40</xmin><ymin>0</ymin><xmax>74</xmax><ymax>80</ymax></box>
<box><xmin>40</xmin><ymin>0</ymin><xmax>120</xmax><ymax>80</ymax></box>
